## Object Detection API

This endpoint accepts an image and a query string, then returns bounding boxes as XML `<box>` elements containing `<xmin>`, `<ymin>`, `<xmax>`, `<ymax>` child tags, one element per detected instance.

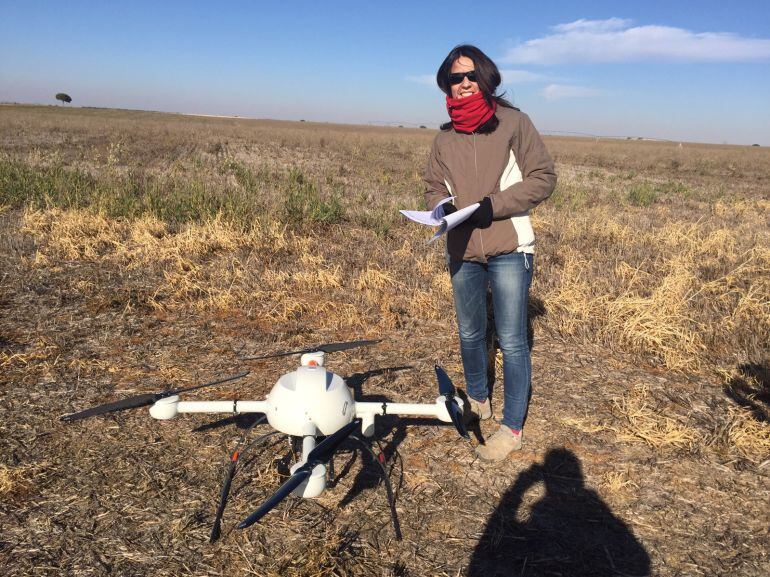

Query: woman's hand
<box><xmin>463</xmin><ymin>196</ymin><xmax>493</xmax><ymax>229</ymax></box>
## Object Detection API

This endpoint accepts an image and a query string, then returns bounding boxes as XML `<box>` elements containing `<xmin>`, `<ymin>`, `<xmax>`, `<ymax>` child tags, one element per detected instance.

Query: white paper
<box><xmin>400</xmin><ymin>197</ymin><xmax>480</xmax><ymax>244</ymax></box>
<box><xmin>399</xmin><ymin>196</ymin><xmax>455</xmax><ymax>226</ymax></box>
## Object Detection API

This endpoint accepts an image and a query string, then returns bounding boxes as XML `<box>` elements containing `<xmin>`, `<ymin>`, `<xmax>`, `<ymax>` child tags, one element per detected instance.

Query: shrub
<box><xmin>627</xmin><ymin>183</ymin><xmax>657</xmax><ymax>206</ymax></box>
<box><xmin>282</xmin><ymin>168</ymin><xmax>345</xmax><ymax>225</ymax></box>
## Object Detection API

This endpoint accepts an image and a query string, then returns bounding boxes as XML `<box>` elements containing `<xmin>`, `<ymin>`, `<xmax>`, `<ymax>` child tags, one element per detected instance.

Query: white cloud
<box><xmin>552</xmin><ymin>17</ymin><xmax>631</xmax><ymax>34</ymax></box>
<box><xmin>499</xmin><ymin>69</ymin><xmax>548</xmax><ymax>84</ymax></box>
<box><xmin>542</xmin><ymin>84</ymin><xmax>601</xmax><ymax>101</ymax></box>
<box><xmin>406</xmin><ymin>74</ymin><xmax>435</xmax><ymax>86</ymax></box>
<box><xmin>504</xmin><ymin>18</ymin><xmax>770</xmax><ymax>65</ymax></box>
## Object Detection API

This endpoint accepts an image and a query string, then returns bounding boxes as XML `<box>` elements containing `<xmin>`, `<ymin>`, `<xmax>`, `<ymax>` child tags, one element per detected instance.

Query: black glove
<box><xmin>442</xmin><ymin>202</ymin><xmax>457</xmax><ymax>216</ymax></box>
<box><xmin>463</xmin><ymin>197</ymin><xmax>493</xmax><ymax>229</ymax></box>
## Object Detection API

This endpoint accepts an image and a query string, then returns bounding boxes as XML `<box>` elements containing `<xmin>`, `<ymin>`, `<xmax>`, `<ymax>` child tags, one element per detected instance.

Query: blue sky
<box><xmin>2</xmin><ymin>1</ymin><xmax>769</xmax><ymax>144</ymax></box>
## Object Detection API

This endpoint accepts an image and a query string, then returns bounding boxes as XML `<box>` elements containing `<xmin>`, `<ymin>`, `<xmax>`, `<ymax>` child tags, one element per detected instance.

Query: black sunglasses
<box><xmin>448</xmin><ymin>70</ymin><xmax>477</xmax><ymax>85</ymax></box>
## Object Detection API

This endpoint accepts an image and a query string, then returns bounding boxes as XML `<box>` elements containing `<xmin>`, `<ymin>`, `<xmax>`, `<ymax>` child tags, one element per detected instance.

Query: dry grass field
<box><xmin>1</xmin><ymin>104</ymin><xmax>768</xmax><ymax>576</ymax></box>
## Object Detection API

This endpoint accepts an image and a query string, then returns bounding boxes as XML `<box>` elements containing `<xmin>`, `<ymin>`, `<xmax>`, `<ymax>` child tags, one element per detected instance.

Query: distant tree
<box><xmin>752</xmin><ymin>144</ymin><xmax>760</xmax><ymax>147</ymax></box>
<box><xmin>55</xmin><ymin>93</ymin><xmax>72</xmax><ymax>105</ymax></box>
<box><xmin>419</xmin><ymin>125</ymin><xmax>427</xmax><ymax>129</ymax></box>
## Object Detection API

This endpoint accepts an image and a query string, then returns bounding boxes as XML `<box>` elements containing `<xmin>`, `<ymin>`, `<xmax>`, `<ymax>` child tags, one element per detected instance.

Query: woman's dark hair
<box><xmin>437</xmin><ymin>44</ymin><xmax>517</xmax><ymax>133</ymax></box>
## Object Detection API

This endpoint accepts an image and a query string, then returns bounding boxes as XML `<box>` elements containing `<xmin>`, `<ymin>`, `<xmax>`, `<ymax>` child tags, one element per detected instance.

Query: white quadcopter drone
<box><xmin>60</xmin><ymin>339</ymin><xmax>469</xmax><ymax>542</ymax></box>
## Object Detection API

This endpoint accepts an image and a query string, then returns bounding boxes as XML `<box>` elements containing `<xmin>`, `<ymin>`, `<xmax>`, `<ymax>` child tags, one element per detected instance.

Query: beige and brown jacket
<box><xmin>424</xmin><ymin>106</ymin><xmax>556</xmax><ymax>263</ymax></box>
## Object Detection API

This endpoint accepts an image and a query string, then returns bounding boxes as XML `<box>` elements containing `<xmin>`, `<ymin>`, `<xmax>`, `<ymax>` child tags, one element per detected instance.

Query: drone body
<box><xmin>149</xmin><ymin>351</ymin><xmax>462</xmax><ymax>499</ymax></box>
<box><xmin>61</xmin><ymin>340</ymin><xmax>469</xmax><ymax>539</ymax></box>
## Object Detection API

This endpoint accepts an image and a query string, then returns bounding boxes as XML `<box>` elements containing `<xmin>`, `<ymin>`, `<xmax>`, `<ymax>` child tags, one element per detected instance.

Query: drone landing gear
<box><xmin>211</xmin><ymin>426</ymin><xmax>403</xmax><ymax>542</ymax></box>
<box><xmin>350</xmin><ymin>435</ymin><xmax>403</xmax><ymax>541</ymax></box>
<box><xmin>210</xmin><ymin>427</ymin><xmax>284</xmax><ymax>543</ymax></box>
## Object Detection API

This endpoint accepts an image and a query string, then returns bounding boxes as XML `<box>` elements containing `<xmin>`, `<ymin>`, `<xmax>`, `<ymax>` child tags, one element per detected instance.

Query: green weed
<box><xmin>283</xmin><ymin>168</ymin><xmax>345</xmax><ymax>225</ymax></box>
<box><xmin>627</xmin><ymin>183</ymin><xmax>657</xmax><ymax>206</ymax></box>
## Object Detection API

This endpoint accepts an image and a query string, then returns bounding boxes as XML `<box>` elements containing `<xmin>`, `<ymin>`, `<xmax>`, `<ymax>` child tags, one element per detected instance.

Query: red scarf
<box><xmin>446</xmin><ymin>91</ymin><xmax>496</xmax><ymax>133</ymax></box>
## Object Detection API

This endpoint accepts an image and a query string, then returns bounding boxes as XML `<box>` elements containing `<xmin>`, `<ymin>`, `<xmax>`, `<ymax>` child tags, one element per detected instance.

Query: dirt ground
<box><xmin>1</xmin><ymin>106</ymin><xmax>768</xmax><ymax>576</ymax></box>
<box><xmin>1</xmin><ymin>211</ymin><xmax>768</xmax><ymax>577</ymax></box>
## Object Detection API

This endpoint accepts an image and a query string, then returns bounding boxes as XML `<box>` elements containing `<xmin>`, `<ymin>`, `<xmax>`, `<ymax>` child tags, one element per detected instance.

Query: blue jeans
<box><xmin>449</xmin><ymin>252</ymin><xmax>533</xmax><ymax>430</ymax></box>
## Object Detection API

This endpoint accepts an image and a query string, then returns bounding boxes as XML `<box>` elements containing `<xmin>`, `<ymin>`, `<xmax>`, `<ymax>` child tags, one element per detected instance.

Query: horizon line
<box><xmin>1</xmin><ymin>101</ymin><xmax>764</xmax><ymax>147</ymax></box>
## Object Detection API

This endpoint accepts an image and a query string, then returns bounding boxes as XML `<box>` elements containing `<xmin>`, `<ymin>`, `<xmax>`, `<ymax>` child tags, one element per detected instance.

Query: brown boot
<box><xmin>468</xmin><ymin>397</ymin><xmax>492</xmax><ymax>421</ymax></box>
<box><xmin>475</xmin><ymin>425</ymin><xmax>523</xmax><ymax>462</ymax></box>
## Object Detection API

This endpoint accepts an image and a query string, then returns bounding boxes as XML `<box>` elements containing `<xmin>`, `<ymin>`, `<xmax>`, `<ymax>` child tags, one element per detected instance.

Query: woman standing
<box><xmin>424</xmin><ymin>45</ymin><xmax>556</xmax><ymax>461</ymax></box>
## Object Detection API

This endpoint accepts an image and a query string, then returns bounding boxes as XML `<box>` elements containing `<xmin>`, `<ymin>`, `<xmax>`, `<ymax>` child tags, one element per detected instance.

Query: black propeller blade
<box><xmin>238</xmin><ymin>418</ymin><xmax>361</xmax><ymax>529</ymax></box>
<box><xmin>60</xmin><ymin>371</ymin><xmax>250</xmax><ymax>422</ymax></box>
<box><xmin>435</xmin><ymin>364</ymin><xmax>455</xmax><ymax>397</ymax></box>
<box><xmin>240</xmin><ymin>339</ymin><xmax>380</xmax><ymax>361</ymax></box>
<box><xmin>434</xmin><ymin>365</ymin><xmax>470</xmax><ymax>440</ymax></box>
<box><xmin>237</xmin><ymin>470</ymin><xmax>311</xmax><ymax>530</ymax></box>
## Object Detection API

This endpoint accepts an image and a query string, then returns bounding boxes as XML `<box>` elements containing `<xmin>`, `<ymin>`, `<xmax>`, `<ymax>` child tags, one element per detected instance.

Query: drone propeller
<box><xmin>434</xmin><ymin>365</ymin><xmax>470</xmax><ymax>440</ymax></box>
<box><xmin>60</xmin><ymin>371</ymin><xmax>250</xmax><ymax>422</ymax></box>
<box><xmin>240</xmin><ymin>339</ymin><xmax>380</xmax><ymax>361</ymax></box>
<box><xmin>237</xmin><ymin>418</ymin><xmax>361</xmax><ymax>529</ymax></box>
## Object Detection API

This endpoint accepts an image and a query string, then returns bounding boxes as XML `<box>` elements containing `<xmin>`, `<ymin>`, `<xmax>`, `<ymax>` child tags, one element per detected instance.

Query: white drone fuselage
<box><xmin>148</xmin><ymin>352</ymin><xmax>461</xmax><ymax>498</ymax></box>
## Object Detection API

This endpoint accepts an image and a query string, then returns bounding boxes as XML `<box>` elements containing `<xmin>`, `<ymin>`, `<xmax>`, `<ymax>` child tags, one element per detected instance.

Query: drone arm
<box><xmin>356</xmin><ymin>401</ymin><xmax>451</xmax><ymax>417</ymax></box>
<box><xmin>354</xmin><ymin>398</ymin><xmax>459</xmax><ymax>436</ymax></box>
<box><xmin>149</xmin><ymin>397</ymin><xmax>268</xmax><ymax>420</ymax></box>
<box><xmin>178</xmin><ymin>400</ymin><xmax>268</xmax><ymax>414</ymax></box>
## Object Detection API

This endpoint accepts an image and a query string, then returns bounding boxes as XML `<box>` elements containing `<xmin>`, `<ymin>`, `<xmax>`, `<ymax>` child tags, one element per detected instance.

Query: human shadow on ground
<box><xmin>724</xmin><ymin>362</ymin><xmax>770</xmax><ymax>422</ymax></box>
<box><xmin>467</xmin><ymin>448</ymin><xmax>650</xmax><ymax>577</ymax></box>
